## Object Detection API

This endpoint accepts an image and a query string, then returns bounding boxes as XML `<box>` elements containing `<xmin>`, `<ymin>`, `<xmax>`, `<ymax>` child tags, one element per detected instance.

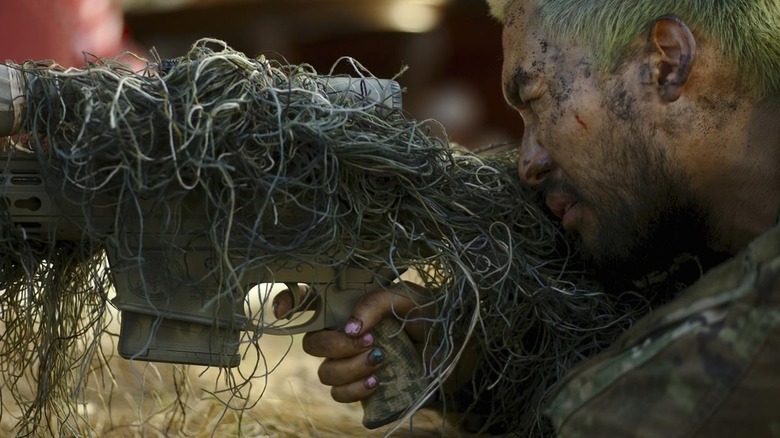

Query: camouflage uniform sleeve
<box><xmin>545</xmin><ymin>225</ymin><xmax>780</xmax><ymax>438</ymax></box>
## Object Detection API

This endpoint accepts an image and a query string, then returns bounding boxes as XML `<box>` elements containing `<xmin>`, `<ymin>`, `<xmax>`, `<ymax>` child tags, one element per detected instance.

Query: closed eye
<box><xmin>504</xmin><ymin>66</ymin><xmax>536</xmax><ymax>109</ymax></box>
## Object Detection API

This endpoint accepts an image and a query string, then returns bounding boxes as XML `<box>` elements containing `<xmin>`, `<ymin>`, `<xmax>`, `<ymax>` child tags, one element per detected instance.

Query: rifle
<box><xmin>1</xmin><ymin>65</ymin><xmax>428</xmax><ymax>429</ymax></box>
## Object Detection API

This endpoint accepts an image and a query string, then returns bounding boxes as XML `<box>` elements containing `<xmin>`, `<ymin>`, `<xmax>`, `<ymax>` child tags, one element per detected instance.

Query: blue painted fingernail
<box><xmin>364</xmin><ymin>375</ymin><xmax>378</xmax><ymax>389</ymax></box>
<box><xmin>367</xmin><ymin>348</ymin><xmax>384</xmax><ymax>366</ymax></box>
<box><xmin>344</xmin><ymin>318</ymin><xmax>362</xmax><ymax>335</ymax></box>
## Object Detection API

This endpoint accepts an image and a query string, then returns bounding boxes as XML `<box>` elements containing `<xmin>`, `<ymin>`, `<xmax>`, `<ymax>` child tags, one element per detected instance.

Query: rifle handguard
<box><xmin>361</xmin><ymin>317</ymin><xmax>429</xmax><ymax>429</ymax></box>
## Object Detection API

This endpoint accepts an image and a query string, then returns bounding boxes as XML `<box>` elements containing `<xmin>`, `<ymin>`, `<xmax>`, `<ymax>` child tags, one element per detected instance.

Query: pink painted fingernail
<box><xmin>344</xmin><ymin>318</ymin><xmax>362</xmax><ymax>335</ymax></box>
<box><xmin>364</xmin><ymin>375</ymin><xmax>378</xmax><ymax>389</ymax></box>
<box><xmin>362</xmin><ymin>332</ymin><xmax>374</xmax><ymax>347</ymax></box>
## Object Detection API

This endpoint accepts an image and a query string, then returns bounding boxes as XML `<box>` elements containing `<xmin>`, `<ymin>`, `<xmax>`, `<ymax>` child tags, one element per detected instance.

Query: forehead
<box><xmin>501</xmin><ymin>0</ymin><xmax>593</xmax><ymax>90</ymax></box>
<box><xmin>501</xmin><ymin>1</ymin><xmax>557</xmax><ymax>90</ymax></box>
<box><xmin>501</xmin><ymin>0</ymin><xmax>553</xmax><ymax>65</ymax></box>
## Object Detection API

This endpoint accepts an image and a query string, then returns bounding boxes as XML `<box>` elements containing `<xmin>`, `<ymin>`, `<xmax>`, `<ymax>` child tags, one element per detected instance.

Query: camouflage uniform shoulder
<box><xmin>546</xmin><ymin>225</ymin><xmax>780</xmax><ymax>438</ymax></box>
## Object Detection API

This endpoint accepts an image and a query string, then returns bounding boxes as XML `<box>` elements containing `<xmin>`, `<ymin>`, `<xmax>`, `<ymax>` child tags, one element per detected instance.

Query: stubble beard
<box><xmin>543</xmin><ymin>126</ymin><xmax>718</xmax><ymax>291</ymax></box>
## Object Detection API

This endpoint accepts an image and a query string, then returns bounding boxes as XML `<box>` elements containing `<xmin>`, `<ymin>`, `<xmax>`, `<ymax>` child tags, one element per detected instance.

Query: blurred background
<box><xmin>1</xmin><ymin>0</ymin><xmax>520</xmax><ymax>148</ymax></box>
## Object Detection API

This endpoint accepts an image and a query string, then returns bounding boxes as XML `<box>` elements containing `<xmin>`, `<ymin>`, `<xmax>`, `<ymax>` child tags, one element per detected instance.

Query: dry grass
<box><xmin>0</xmin><ymin>304</ymin><xmax>468</xmax><ymax>437</ymax></box>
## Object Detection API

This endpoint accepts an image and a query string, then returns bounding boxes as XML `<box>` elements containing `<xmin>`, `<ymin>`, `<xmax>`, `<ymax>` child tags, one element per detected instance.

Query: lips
<box><xmin>546</xmin><ymin>194</ymin><xmax>579</xmax><ymax>230</ymax></box>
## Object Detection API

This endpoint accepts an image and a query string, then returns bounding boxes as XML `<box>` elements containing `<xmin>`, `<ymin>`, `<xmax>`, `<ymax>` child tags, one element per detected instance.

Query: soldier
<box><xmin>288</xmin><ymin>0</ymin><xmax>780</xmax><ymax>435</ymax></box>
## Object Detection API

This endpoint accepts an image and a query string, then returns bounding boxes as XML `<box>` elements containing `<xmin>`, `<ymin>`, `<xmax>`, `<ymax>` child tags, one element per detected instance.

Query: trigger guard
<box><xmin>283</xmin><ymin>282</ymin><xmax>302</xmax><ymax>308</ymax></box>
<box><xmin>262</xmin><ymin>283</ymin><xmax>326</xmax><ymax>335</ymax></box>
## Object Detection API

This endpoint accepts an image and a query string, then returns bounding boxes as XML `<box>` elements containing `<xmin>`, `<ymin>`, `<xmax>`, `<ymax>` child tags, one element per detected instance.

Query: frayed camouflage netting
<box><xmin>0</xmin><ymin>39</ymin><xmax>650</xmax><ymax>436</ymax></box>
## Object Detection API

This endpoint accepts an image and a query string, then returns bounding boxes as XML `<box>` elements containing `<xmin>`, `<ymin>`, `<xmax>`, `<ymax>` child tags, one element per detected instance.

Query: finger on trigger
<box><xmin>273</xmin><ymin>283</ymin><xmax>317</xmax><ymax>319</ymax></box>
<box><xmin>271</xmin><ymin>290</ymin><xmax>293</xmax><ymax>319</ymax></box>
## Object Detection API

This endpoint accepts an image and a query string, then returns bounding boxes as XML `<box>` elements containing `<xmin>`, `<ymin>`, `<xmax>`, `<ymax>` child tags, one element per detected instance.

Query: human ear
<box><xmin>643</xmin><ymin>16</ymin><xmax>696</xmax><ymax>102</ymax></box>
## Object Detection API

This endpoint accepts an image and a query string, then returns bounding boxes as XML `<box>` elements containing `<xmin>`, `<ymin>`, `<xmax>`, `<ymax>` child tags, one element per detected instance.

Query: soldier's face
<box><xmin>500</xmin><ymin>0</ymin><xmax>712</xmax><ymax>283</ymax></box>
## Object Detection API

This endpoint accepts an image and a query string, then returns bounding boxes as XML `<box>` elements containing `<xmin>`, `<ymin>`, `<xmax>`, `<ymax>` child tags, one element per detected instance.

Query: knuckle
<box><xmin>301</xmin><ymin>334</ymin><xmax>314</xmax><ymax>354</ymax></box>
<box><xmin>330</xmin><ymin>386</ymin><xmax>352</xmax><ymax>404</ymax></box>
<box><xmin>301</xmin><ymin>332</ymin><xmax>322</xmax><ymax>356</ymax></box>
<box><xmin>357</xmin><ymin>290</ymin><xmax>384</xmax><ymax>310</ymax></box>
<box><xmin>351</xmin><ymin>333</ymin><xmax>371</xmax><ymax>351</ymax></box>
<box><xmin>317</xmin><ymin>361</ymin><xmax>332</xmax><ymax>384</ymax></box>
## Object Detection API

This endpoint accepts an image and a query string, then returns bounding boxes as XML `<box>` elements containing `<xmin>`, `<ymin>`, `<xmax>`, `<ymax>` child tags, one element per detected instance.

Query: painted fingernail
<box><xmin>364</xmin><ymin>375</ymin><xmax>379</xmax><ymax>389</ymax></box>
<box><xmin>361</xmin><ymin>332</ymin><xmax>374</xmax><ymax>347</ymax></box>
<box><xmin>367</xmin><ymin>348</ymin><xmax>384</xmax><ymax>366</ymax></box>
<box><xmin>344</xmin><ymin>318</ymin><xmax>362</xmax><ymax>335</ymax></box>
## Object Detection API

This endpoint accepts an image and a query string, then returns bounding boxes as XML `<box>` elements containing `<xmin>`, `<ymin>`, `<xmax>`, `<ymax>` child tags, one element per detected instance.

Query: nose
<box><xmin>517</xmin><ymin>127</ymin><xmax>553</xmax><ymax>187</ymax></box>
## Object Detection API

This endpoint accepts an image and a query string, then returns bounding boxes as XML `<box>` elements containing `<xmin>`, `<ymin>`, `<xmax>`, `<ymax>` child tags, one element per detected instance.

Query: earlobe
<box><xmin>645</xmin><ymin>16</ymin><xmax>696</xmax><ymax>102</ymax></box>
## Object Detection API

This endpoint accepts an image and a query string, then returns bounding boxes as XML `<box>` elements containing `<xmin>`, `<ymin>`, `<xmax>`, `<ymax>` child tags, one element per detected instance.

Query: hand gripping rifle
<box><xmin>0</xmin><ymin>63</ymin><xmax>428</xmax><ymax>429</ymax></box>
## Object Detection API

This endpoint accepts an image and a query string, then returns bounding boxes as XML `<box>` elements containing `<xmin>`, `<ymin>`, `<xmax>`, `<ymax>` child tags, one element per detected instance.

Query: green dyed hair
<box><xmin>486</xmin><ymin>0</ymin><xmax>510</xmax><ymax>20</ymax></box>
<box><xmin>487</xmin><ymin>0</ymin><xmax>780</xmax><ymax>99</ymax></box>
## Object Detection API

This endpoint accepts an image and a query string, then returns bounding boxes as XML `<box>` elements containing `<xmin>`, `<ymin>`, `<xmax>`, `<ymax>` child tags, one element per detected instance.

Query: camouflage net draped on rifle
<box><xmin>0</xmin><ymin>39</ymin><xmax>650</xmax><ymax>436</ymax></box>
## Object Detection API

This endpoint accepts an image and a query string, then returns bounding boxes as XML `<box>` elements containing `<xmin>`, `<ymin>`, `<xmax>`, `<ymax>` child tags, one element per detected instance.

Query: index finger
<box><xmin>271</xmin><ymin>284</ymin><xmax>317</xmax><ymax>319</ymax></box>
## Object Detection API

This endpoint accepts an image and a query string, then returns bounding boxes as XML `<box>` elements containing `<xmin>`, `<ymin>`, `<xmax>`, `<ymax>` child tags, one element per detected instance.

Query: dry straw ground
<box><xmin>0</xmin><ymin>303</ymin><xmax>464</xmax><ymax>438</ymax></box>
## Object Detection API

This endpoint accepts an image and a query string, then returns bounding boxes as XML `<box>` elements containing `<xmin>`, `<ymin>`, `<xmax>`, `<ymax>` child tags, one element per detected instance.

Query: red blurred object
<box><xmin>0</xmin><ymin>0</ymin><xmax>139</xmax><ymax>67</ymax></box>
